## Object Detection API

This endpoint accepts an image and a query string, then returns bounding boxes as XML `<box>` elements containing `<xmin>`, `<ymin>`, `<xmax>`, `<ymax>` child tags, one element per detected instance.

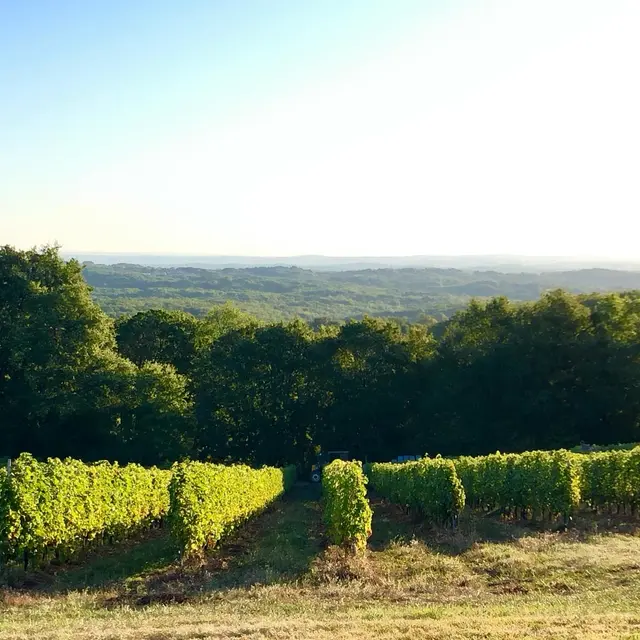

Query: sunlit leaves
<box><xmin>0</xmin><ymin>453</ymin><xmax>170</xmax><ymax>565</ymax></box>
<box><xmin>168</xmin><ymin>461</ymin><xmax>296</xmax><ymax>559</ymax></box>
<box><xmin>367</xmin><ymin>458</ymin><xmax>465</xmax><ymax>525</ymax></box>
<box><xmin>454</xmin><ymin>450</ymin><xmax>581</xmax><ymax>519</ymax></box>
<box><xmin>579</xmin><ymin>447</ymin><xmax>640</xmax><ymax>511</ymax></box>
<box><xmin>322</xmin><ymin>460</ymin><xmax>372</xmax><ymax>552</ymax></box>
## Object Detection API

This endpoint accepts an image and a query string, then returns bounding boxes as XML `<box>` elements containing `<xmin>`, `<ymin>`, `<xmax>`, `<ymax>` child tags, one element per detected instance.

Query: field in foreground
<box><xmin>2</xmin><ymin>485</ymin><xmax>640</xmax><ymax>640</ymax></box>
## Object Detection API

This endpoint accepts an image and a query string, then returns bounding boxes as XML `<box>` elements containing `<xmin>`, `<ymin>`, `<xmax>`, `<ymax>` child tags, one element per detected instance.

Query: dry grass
<box><xmin>2</xmin><ymin>487</ymin><xmax>640</xmax><ymax>639</ymax></box>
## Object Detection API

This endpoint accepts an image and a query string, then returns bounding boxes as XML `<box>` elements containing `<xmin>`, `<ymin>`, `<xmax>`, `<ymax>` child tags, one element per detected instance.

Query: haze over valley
<box><xmin>80</xmin><ymin>256</ymin><xmax>640</xmax><ymax>321</ymax></box>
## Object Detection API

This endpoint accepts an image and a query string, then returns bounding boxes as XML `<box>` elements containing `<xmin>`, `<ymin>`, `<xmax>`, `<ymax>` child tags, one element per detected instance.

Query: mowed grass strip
<box><xmin>2</xmin><ymin>590</ymin><xmax>640</xmax><ymax>640</ymax></box>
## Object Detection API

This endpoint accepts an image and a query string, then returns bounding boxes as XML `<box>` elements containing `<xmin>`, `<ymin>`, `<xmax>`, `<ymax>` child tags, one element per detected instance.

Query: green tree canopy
<box><xmin>0</xmin><ymin>246</ymin><xmax>194</xmax><ymax>465</ymax></box>
<box><xmin>116</xmin><ymin>309</ymin><xmax>200</xmax><ymax>374</ymax></box>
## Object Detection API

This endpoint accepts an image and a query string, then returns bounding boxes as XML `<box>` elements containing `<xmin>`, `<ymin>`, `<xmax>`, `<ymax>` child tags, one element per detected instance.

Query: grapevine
<box><xmin>322</xmin><ymin>460</ymin><xmax>372</xmax><ymax>552</ymax></box>
<box><xmin>367</xmin><ymin>458</ymin><xmax>465</xmax><ymax>525</ymax></box>
<box><xmin>578</xmin><ymin>447</ymin><xmax>640</xmax><ymax>514</ymax></box>
<box><xmin>453</xmin><ymin>450</ymin><xmax>581</xmax><ymax>521</ymax></box>
<box><xmin>0</xmin><ymin>453</ymin><xmax>171</xmax><ymax>567</ymax></box>
<box><xmin>168</xmin><ymin>462</ymin><xmax>296</xmax><ymax>559</ymax></box>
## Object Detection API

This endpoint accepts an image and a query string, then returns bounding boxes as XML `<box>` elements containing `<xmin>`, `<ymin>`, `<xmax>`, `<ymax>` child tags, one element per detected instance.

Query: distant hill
<box><xmin>67</xmin><ymin>253</ymin><xmax>640</xmax><ymax>273</ymax></box>
<box><xmin>81</xmin><ymin>262</ymin><xmax>640</xmax><ymax>322</ymax></box>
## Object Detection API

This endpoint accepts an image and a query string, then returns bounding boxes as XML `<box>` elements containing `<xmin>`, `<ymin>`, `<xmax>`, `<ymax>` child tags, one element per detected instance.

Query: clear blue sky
<box><xmin>2</xmin><ymin>1</ymin><xmax>639</xmax><ymax>257</ymax></box>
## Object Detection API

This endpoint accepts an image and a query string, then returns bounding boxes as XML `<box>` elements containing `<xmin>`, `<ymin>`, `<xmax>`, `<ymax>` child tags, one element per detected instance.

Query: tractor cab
<box><xmin>310</xmin><ymin>450</ymin><xmax>349</xmax><ymax>482</ymax></box>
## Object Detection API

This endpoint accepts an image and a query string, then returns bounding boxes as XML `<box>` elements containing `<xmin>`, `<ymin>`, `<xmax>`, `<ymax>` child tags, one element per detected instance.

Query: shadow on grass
<box><xmin>369</xmin><ymin>494</ymin><xmax>640</xmax><ymax>558</ymax></box>
<box><xmin>0</xmin><ymin>527</ymin><xmax>176</xmax><ymax>594</ymax></box>
<box><xmin>370</xmin><ymin>497</ymin><xmax>549</xmax><ymax>556</ymax></box>
<box><xmin>1</xmin><ymin>483</ymin><xmax>325</xmax><ymax>606</ymax></box>
<box><xmin>136</xmin><ymin>482</ymin><xmax>324</xmax><ymax>593</ymax></box>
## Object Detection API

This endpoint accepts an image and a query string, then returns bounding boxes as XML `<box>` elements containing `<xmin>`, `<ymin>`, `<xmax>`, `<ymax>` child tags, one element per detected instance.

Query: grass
<box><xmin>2</xmin><ymin>486</ymin><xmax>640</xmax><ymax>639</ymax></box>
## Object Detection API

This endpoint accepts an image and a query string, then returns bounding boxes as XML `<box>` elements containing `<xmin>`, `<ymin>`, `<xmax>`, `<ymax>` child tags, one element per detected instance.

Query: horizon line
<box><xmin>60</xmin><ymin>251</ymin><xmax>639</xmax><ymax>261</ymax></box>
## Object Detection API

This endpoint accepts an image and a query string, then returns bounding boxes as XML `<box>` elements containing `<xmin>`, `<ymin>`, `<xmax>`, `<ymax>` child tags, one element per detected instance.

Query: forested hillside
<box><xmin>82</xmin><ymin>262</ymin><xmax>640</xmax><ymax>322</ymax></box>
<box><xmin>3</xmin><ymin>245</ymin><xmax>640</xmax><ymax>469</ymax></box>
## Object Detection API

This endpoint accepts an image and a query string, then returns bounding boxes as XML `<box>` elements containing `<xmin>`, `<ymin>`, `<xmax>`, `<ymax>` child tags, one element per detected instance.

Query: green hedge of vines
<box><xmin>322</xmin><ymin>459</ymin><xmax>372</xmax><ymax>552</ymax></box>
<box><xmin>0</xmin><ymin>453</ymin><xmax>170</xmax><ymax>567</ymax></box>
<box><xmin>579</xmin><ymin>447</ymin><xmax>640</xmax><ymax>513</ymax></box>
<box><xmin>453</xmin><ymin>449</ymin><xmax>581</xmax><ymax>520</ymax></box>
<box><xmin>168</xmin><ymin>462</ymin><xmax>296</xmax><ymax>559</ymax></box>
<box><xmin>366</xmin><ymin>458</ymin><xmax>465</xmax><ymax>525</ymax></box>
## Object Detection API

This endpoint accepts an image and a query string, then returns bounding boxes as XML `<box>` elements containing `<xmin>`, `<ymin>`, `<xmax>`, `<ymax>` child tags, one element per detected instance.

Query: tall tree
<box><xmin>315</xmin><ymin>318</ymin><xmax>435</xmax><ymax>461</ymax></box>
<box><xmin>1</xmin><ymin>246</ymin><xmax>194</xmax><ymax>464</ymax></box>
<box><xmin>193</xmin><ymin>320</ymin><xmax>317</xmax><ymax>466</ymax></box>
<box><xmin>116</xmin><ymin>309</ymin><xmax>200</xmax><ymax>374</ymax></box>
<box><xmin>0</xmin><ymin>245</ymin><xmax>114</xmax><ymax>455</ymax></box>
<box><xmin>63</xmin><ymin>353</ymin><xmax>194</xmax><ymax>465</ymax></box>
<box><xmin>197</xmin><ymin>302</ymin><xmax>257</xmax><ymax>348</ymax></box>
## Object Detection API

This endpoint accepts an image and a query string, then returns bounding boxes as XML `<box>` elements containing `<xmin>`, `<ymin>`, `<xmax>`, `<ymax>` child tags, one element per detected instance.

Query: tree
<box><xmin>412</xmin><ymin>290</ymin><xmax>640</xmax><ymax>456</ymax></box>
<box><xmin>197</xmin><ymin>302</ymin><xmax>257</xmax><ymax>348</ymax></box>
<box><xmin>315</xmin><ymin>318</ymin><xmax>435</xmax><ymax>461</ymax></box>
<box><xmin>1</xmin><ymin>246</ymin><xmax>195</xmax><ymax>465</ymax></box>
<box><xmin>116</xmin><ymin>309</ymin><xmax>200</xmax><ymax>374</ymax></box>
<box><xmin>64</xmin><ymin>354</ymin><xmax>194</xmax><ymax>465</ymax></box>
<box><xmin>193</xmin><ymin>320</ymin><xmax>318</xmax><ymax>467</ymax></box>
<box><xmin>0</xmin><ymin>245</ymin><xmax>114</xmax><ymax>456</ymax></box>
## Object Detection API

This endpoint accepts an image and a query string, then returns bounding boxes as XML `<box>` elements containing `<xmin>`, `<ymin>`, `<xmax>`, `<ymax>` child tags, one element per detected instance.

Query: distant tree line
<box><xmin>82</xmin><ymin>260</ymin><xmax>640</xmax><ymax>322</ymax></box>
<box><xmin>2</xmin><ymin>245</ymin><xmax>640</xmax><ymax>468</ymax></box>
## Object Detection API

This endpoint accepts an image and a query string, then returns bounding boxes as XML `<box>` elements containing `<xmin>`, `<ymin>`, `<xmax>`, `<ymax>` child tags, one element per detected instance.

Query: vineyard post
<box><xmin>6</xmin><ymin>458</ymin><xmax>10</xmax><ymax>477</ymax></box>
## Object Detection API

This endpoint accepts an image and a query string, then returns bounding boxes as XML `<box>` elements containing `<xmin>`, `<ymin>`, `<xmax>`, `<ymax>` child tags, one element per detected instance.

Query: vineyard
<box><xmin>169</xmin><ymin>461</ymin><xmax>297</xmax><ymax>558</ymax></box>
<box><xmin>0</xmin><ymin>453</ymin><xmax>171</xmax><ymax>568</ymax></box>
<box><xmin>366</xmin><ymin>457</ymin><xmax>465</xmax><ymax>525</ymax></box>
<box><xmin>367</xmin><ymin>448</ymin><xmax>640</xmax><ymax>526</ymax></box>
<box><xmin>579</xmin><ymin>448</ymin><xmax>640</xmax><ymax>513</ymax></box>
<box><xmin>2</xmin><ymin>447</ymin><xmax>640</xmax><ymax>639</ymax></box>
<box><xmin>453</xmin><ymin>450</ymin><xmax>581</xmax><ymax>521</ymax></box>
<box><xmin>321</xmin><ymin>459</ymin><xmax>372</xmax><ymax>551</ymax></box>
<box><xmin>0</xmin><ymin>454</ymin><xmax>296</xmax><ymax>570</ymax></box>
<box><xmin>2</xmin><ymin>445</ymin><xmax>640</xmax><ymax>572</ymax></box>
<box><xmin>3</xmin><ymin>446</ymin><xmax>640</xmax><ymax>572</ymax></box>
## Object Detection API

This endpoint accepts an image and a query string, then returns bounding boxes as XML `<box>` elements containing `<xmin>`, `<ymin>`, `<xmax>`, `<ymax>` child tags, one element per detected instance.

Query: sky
<box><xmin>1</xmin><ymin>0</ymin><xmax>639</xmax><ymax>258</ymax></box>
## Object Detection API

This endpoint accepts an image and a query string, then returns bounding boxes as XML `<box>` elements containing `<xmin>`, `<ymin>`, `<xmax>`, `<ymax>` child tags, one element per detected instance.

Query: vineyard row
<box><xmin>0</xmin><ymin>454</ymin><xmax>296</xmax><ymax>568</ymax></box>
<box><xmin>325</xmin><ymin>447</ymin><xmax>640</xmax><ymax>550</ymax></box>
<box><xmin>2</xmin><ymin>447</ymin><xmax>639</xmax><ymax>568</ymax></box>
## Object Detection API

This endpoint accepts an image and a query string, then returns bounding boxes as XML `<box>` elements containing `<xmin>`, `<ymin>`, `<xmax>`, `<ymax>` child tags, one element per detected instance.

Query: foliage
<box><xmin>114</xmin><ymin>304</ymin><xmax>256</xmax><ymax>375</ymax></box>
<box><xmin>455</xmin><ymin>447</ymin><xmax>640</xmax><ymax>518</ymax></box>
<box><xmin>4</xmin><ymin>246</ymin><xmax>640</xmax><ymax>469</ymax></box>
<box><xmin>570</xmin><ymin>442</ymin><xmax>640</xmax><ymax>453</ymax></box>
<box><xmin>322</xmin><ymin>460</ymin><xmax>372</xmax><ymax>552</ymax></box>
<box><xmin>1</xmin><ymin>246</ymin><xmax>195</xmax><ymax>466</ymax></box>
<box><xmin>197</xmin><ymin>302</ymin><xmax>258</xmax><ymax>348</ymax></box>
<box><xmin>315</xmin><ymin>318</ymin><xmax>435</xmax><ymax>462</ymax></box>
<box><xmin>579</xmin><ymin>447</ymin><xmax>640</xmax><ymax>512</ymax></box>
<box><xmin>56</xmin><ymin>353</ymin><xmax>195</xmax><ymax>466</ymax></box>
<box><xmin>453</xmin><ymin>450</ymin><xmax>581</xmax><ymax>520</ymax></box>
<box><xmin>115</xmin><ymin>309</ymin><xmax>200</xmax><ymax>374</ymax></box>
<box><xmin>192</xmin><ymin>321</ymin><xmax>319</xmax><ymax>467</ymax></box>
<box><xmin>168</xmin><ymin>461</ymin><xmax>296</xmax><ymax>558</ymax></box>
<box><xmin>416</xmin><ymin>290</ymin><xmax>640</xmax><ymax>456</ymax></box>
<box><xmin>0</xmin><ymin>465</ymin><xmax>8</xmax><ymax>547</ymax></box>
<box><xmin>1</xmin><ymin>245</ymin><xmax>114</xmax><ymax>454</ymax></box>
<box><xmin>367</xmin><ymin>458</ymin><xmax>465</xmax><ymax>524</ymax></box>
<box><xmin>82</xmin><ymin>261</ymin><xmax>640</xmax><ymax>322</ymax></box>
<box><xmin>0</xmin><ymin>453</ymin><xmax>170</xmax><ymax>566</ymax></box>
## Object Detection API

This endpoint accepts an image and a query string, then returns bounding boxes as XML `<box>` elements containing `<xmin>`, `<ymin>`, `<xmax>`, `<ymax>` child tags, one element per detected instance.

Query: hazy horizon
<box><xmin>3</xmin><ymin>1</ymin><xmax>640</xmax><ymax>258</ymax></box>
<box><xmin>60</xmin><ymin>250</ymin><xmax>640</xmax><ymax>260</ymax></box>
<box><xmin>62</xmin><ymin>251</ymin><xmax>640</xmax><ymax>273</ymax></box>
